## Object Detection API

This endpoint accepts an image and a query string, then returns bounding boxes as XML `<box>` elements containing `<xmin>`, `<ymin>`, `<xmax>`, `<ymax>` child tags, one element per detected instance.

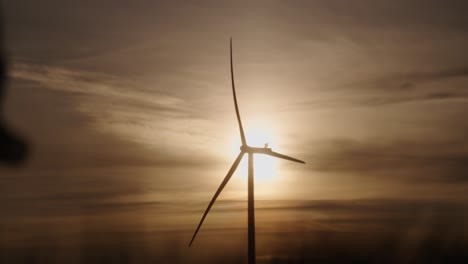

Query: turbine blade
<box><xmin>266</xmin><ymin>151</ymin><xmax>305</xmax><ymax>164</ymax></box>
<box><xmin>189</xmin><ymin>151</ymin><xmax>245</xmax><ymax>246</ymax></box>
<box><xmin>230</xmin><ymin>38</ymin><xmax>247</xmax><ymax>146</ymax></box>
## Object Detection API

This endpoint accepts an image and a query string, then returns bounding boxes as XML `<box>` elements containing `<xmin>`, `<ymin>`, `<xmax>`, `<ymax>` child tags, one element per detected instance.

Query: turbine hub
<box><xmin>240</xmin><ymin>145</ymin><xmax>249</xmax><ymax>152</ymax></box>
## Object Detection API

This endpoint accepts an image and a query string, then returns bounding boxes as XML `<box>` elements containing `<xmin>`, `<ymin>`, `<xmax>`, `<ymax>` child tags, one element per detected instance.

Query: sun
<box><xmin>229</xmin><ymin>123</ymin><xmax>279</xmax><ymax>182</ymax></box>
<box><xmin>236</xmin><ymin>151</ymin><xmax>278</xmax><ymax>183</ymax></box>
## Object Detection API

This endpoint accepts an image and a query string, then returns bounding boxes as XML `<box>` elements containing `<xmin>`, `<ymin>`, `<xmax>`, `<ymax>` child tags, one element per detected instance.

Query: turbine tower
<box><xmin>189</xmin><ymin>38</ymin><xmax>305</xmax><ymax>264</ymax></box>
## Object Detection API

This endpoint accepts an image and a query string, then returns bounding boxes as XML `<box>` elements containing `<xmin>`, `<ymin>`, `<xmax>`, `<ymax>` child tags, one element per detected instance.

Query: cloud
<box><xmin>404</xmin><ymin>66</ymin><xmax>468</xmax><ymax>83</ymax></box>
<box><xmin>7</xmin><ymin>61</ymin><xmax>217</xmax><ymax>156</ymax></box>
<box><xmin>291</xmin><ymin>65</ymin><xmax>468</xmax><ymax>111</ymax></box>
<box><xmin>187</xmin><ymin>198</ymin><xmax>468</xmax><ymax>218</ymax></box>
<box><xmin>308</xmin><ymin>139</ymin><xmax>468</xmax><ymax>182</ymax></box>
<box><xmin>9</xmin><ymin>62</ymin><xmax>190</xmax><ymax>115</ymax></box>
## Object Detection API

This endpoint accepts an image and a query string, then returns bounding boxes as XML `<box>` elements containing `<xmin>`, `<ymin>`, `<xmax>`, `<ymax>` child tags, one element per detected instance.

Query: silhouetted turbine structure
<box><xmin>189</xmin><ymin>38</ymin><xmax>305</xmax><ymax>264</ymax></box>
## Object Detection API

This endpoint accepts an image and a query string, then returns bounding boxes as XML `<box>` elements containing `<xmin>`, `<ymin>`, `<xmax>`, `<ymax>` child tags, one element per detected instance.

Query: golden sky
<box><xmin>1</xmin><ymin>1</ymin><xmax>468</xmax><ymax>263</ymax></box>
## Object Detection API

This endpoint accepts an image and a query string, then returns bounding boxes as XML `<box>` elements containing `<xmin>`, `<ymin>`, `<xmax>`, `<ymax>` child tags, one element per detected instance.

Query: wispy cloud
<box><xmin>9</xmin><ymin>62</ymin><xmax>214</xmax><ymax>151</ymax></box>
<box><xmin>10</xmin><ymin>62</ymin><xmax>190</xmax><ymax>114</ymax></box>
<box><xmin>309</xmin><ymin>139</ymin><xmax>468</xmax><ymax>182</ymax></box>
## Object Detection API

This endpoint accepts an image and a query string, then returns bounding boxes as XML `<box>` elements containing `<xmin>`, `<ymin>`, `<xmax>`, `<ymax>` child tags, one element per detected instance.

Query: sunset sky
<box><xmin>1</xmin><ymin>1</ymin><xmax>468</xmax><ymax>263</ymax></box>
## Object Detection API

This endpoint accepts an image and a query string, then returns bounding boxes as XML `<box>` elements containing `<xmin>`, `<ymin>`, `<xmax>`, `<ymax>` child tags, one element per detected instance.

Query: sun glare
<box><xmin>229</xmin><ymin>121</ymin><xmax>279</xmax><ymax>182</ymax></box>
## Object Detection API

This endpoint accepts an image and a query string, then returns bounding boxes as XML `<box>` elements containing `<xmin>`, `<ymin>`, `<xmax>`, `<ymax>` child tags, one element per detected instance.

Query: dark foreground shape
<box><xmin>0</xmin><ymin>7</ymin><xmax>28</xmax><ymax>165</ymax></box>
<box><xmin>0</xmin><ymin>121</ymin><xmax>28</xmax><ymax>165</ymax></box>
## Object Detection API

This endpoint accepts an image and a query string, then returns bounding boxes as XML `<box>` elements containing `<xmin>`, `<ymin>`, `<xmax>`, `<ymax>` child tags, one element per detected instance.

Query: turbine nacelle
<box><xmin>240</xmin><ymin>145</ymin><xmax>304</xmax><ymax>164</ymax></box>
<box><xmin>240</xmin><ymin>145</ymin><xmax>271</xmax><ymax>153</ymax></box>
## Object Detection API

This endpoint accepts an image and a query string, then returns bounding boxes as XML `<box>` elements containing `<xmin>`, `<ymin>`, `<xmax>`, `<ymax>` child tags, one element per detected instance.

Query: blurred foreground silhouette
<box><xmin>0</xmin><ymin>8</ymin><xmax>27</xmax><ymax>165</ymax></box>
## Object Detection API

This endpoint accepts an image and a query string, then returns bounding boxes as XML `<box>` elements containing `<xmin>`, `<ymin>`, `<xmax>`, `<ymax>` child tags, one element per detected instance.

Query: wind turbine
<box><xmin>189</xmin><ymin>38</ymin><xmax>305</xmax><ymax>264</ymax></box>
